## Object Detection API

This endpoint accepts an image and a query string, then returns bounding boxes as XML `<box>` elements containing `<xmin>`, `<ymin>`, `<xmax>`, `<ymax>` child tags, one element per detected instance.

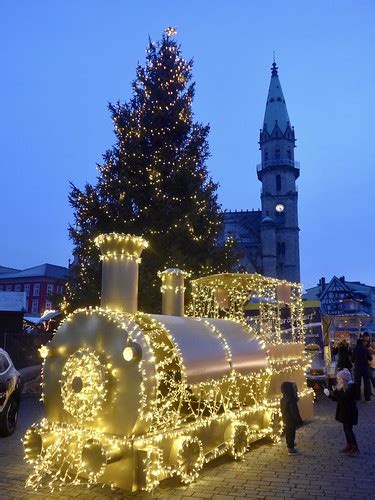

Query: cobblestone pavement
<box><xmin>1</xmin><ymin>394</ymin><xmax>375</xmax><ymax>499</ymax></box>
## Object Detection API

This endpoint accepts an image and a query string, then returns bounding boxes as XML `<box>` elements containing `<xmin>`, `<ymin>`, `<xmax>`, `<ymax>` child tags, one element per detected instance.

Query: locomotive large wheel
<box><xmin>170</xmin><ymin>436</ymin><xmax>204</xmax><ymax>484</ymax></box>
<box><xmin>0</xmin><ymin>395</ymin><xmax>19</xmax><ymax>436</ymax></box>
<box><xmin>225</xmin><ymin>422</ymin><xmax>249</xmax><ymax>459</ymax></box>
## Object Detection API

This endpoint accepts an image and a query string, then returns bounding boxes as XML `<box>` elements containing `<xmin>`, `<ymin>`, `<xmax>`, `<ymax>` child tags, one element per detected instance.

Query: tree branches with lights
<box><xmin>66</xmin><ymin>29</ymin><xmax>238</xmax><ymax>312</ymax></box>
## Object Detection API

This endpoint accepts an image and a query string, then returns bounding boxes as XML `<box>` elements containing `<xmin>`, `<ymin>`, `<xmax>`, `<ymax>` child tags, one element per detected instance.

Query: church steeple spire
<box><xmin>257</xmin><ymin>61</ymin><xmax>300</xmax><ymax>283</ymax></box>
<box><xmin>262</xmin><ymin>60</ymin><xmax>291</xmax><ymax>135</ymax></box>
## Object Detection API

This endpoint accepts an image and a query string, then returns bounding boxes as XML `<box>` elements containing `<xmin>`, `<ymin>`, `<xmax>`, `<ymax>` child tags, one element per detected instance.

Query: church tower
<box><xmin>257</xmin><ymin>61</ymin><xmax>300</xmax><ymax>282</ymax></box>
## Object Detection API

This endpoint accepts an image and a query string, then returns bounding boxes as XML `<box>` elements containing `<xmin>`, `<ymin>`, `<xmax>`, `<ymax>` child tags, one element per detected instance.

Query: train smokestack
<box><xmin>95</xmin><ymin>233</ymin><xmax>148</xmax><ymax>313</ymax></box>
<box><xmin>158</xmin><ymin>268</ymin><xmax>189</xmax><ymax>316</ymax></box>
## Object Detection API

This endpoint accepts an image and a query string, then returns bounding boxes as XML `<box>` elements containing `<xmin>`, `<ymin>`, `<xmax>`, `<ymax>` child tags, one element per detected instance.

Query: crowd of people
<box><xmin>280</xmin><ymin>332</ymin><xmax>374</xmax><ymax>457</ymax></box>
<box><xmin>331</xmin><ymin>332</ymin><xmax>375</xmax><ymax>401</ymax></box>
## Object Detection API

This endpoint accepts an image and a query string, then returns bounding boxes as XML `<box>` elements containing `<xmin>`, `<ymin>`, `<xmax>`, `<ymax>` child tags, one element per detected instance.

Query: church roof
<box><xmin>223</xmin><ymin>210</ymin><xmax>262</xmax><ymax>244</ymax></box>
<box><xmin>263</xmin><ymin>62</ymin><xmax>291</xmax><ymax>134</ymax></box>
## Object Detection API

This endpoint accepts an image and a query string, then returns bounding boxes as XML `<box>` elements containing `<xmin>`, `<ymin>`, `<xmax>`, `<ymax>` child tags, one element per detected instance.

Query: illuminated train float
<box><xmin>24</xmin><ymin>233</ymin><xmax>313</xmax><ymax>492</ymax></box>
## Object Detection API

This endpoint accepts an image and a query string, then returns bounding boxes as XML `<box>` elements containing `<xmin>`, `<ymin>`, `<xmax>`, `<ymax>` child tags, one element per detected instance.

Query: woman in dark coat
<box><xmin>352</xmin><ymin>337</ymin><xmax>372</xmax><ymax>401</ymax></box>
<box><xmin>332</xmin><ymin>340</ymin><xmax>352</xmax><ymax>371</ymax></box>
<box><xmin>324</xmin><ymin>368</ymin><xmax>359</xmax><ymax>454</ymax></box>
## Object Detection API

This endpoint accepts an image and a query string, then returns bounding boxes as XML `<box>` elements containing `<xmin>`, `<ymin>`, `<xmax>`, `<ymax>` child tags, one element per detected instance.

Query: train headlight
<box><xmin>122</xmin><ymin>343</ymin><xmax>142</xmax><ymax>363</ymax></box>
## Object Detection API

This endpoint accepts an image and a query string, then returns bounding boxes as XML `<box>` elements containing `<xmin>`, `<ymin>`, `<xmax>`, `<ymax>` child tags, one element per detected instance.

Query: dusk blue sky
<box><xmin>1</xmin><ymin>1</ymin><xmax>374</xmax><ymax>290</ymax></box>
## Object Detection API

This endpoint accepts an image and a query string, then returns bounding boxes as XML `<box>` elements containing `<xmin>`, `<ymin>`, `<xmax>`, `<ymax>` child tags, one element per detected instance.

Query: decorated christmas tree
<box><xmin>66</xmin><ymin>28</ymin><xmax>237</xmax><ymax>313</ymax></box>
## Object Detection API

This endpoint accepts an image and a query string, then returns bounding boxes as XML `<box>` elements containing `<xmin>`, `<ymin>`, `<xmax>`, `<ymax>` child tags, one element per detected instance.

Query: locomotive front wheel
<box><xmin>265</xmin><ymin>410</ymin><xmax>283</xmax><ymax>443</ymax></box>
<box><xmin>143</xmin><ymin>446</ymin><xmax>162</xmax><ymax>491</ymax></box>
<box><xmin>170</xmin><ymin>436</ymin><xmax>204</xmax><ymax>484</ymax></box>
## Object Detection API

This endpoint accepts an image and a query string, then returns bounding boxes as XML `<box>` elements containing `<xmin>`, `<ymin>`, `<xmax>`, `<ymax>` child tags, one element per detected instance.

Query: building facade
<box><xmin>0</xmin><ymin>264</ymin><xmax>68</xmax><ymax>316</ymax></box>
<box><xmin>223</xmin><ymin>62</ymin><xmax>300</xmax><ymax>283</ymax></box>
<box><xmin>304</xmin><ymin>276</ymin><xmax>375</xmax><ymax>317</ymax></box>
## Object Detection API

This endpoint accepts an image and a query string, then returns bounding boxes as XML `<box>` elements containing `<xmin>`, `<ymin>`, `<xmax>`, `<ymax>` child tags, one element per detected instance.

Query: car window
<box><xmin>0</xmin><ymin>353</ymin><xmax>10</xmax><ymax>373</ymax></box>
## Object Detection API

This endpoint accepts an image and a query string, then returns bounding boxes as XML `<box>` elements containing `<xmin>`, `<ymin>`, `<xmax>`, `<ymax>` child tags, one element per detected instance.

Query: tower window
<box><xmin>276</xmin><ymin>174</ymin><xmax>281</xmax><ymax>191</ymax></box>
<box><xmin>275</xmin><ymin>147</ymin><xmax>280</xmax><ymax>159</ymax></box>
<box><xmin>287</xmin><ymin>149</ymin><xmax>291</xmax><ymax>159</ymax></box>
<box><xmin>277</xmin><ymin>97</ymin><xmax>281</xmax><ymax>101</ymax></box>
<box><xmin>277</xmin><ymin>242</ymin><xmax>286</xmax><ymax>257</ymax></box>
<box><xmin>264</xmin><ymin>150</ymin><xmax>268</xmax><ymax>161</ymax></box>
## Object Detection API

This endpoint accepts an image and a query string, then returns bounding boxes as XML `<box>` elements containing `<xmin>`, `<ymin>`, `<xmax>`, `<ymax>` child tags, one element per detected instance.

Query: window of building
<box><xmin>6</xmin><ymin>285</ymin><xmax>12</xmax><ymax>291</ymax></box>
<box><xmin>32</xmin><ymin>299</ymin><xmax>39</xmax><ymax>314</ymax></box>
<box><xmin>15</xmin><ymin>284</ymin><xmax>21</xmax><ymax>292</ymax></box>
<box><xmin>47</xmin><ymin>284</ymin><xmax>54</xmax><ymax>295</ymax></box>
<box><xmin>287</xmin><ymin>149</ymin><xmax>291</xmax><ymax>159</ymax></box>
<box><xmin>277</xmin><ymin>242</ymin><xmax>286</xmax><ymax>257</ymax></box>
<box><xmin>45</xmin><ymin>300</ymin><xmax>52</xmax><ymax>310</ymax></box>
<box><xmin>264</xmin><ymin>150</ymin><xmax>268</xmax><ymax>161</ymax></box>
<box><xmin>276</xmin><ymin>174</ymin><xmax>281</xmax><ymax>192</ymax></box>
<box><xmin>0</xmin><ymin>352</ymin><xmax>10</xmax><ymax>373</ymax></box>
<box><xmin>24</xmin><ymin>284</ymin><xmax>30</xmax><ymax>296</ymax></box>
<box><xmin>33</xmin><ymin>283</ymin><xmax>40</xmax><ymax>296</ymax></box>
<box><xmin>275</xmin><ymin>148</ymin><xmax>281</xmax><ymax>159</ymax></box>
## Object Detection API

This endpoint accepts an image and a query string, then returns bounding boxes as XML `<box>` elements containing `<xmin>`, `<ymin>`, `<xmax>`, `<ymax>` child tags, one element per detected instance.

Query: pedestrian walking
<box><xmin>332</xmin><ymin>339</ymin><xmax>352</xmax><ymax>371</ymax></box>
<box><xmin>369</xmin><ymin>340</ymin><xmax>375</xmax><ymax>395</ymax></box>
<box><xmin>280</xmin><ymin>381</ymin><xmax>303</xmax><ymax>455</ymax></box>
<box><xmin>324</xmin><ymin>368</ymin><xmax>359</xmax><ymax>454</ymax></box>
<box><xmin>352</xmin><ymin>337</ymin><xmax>372</xmax><ymax>401</ymax></box>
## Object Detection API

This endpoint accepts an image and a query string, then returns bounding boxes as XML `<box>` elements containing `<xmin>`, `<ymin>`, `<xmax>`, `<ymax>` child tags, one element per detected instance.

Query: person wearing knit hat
<box><xmin>324</xmin><ymin>368</ymin><xmax>359</xmax><ymax>454</ymax></box>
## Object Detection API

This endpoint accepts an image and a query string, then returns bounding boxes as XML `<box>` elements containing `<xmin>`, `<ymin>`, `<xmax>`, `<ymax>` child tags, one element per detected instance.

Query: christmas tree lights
<box><xmin>66</xmin><ymin>30</ymin><xmax>238</xmax><ymax>314</ymax></box>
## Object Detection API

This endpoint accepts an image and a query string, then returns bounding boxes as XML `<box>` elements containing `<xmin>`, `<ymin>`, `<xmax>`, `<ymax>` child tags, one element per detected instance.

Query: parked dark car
<box><xmin>0</xmin><ymin>348</ymin><xmax>22</xmax><ymax>436</ymax></box>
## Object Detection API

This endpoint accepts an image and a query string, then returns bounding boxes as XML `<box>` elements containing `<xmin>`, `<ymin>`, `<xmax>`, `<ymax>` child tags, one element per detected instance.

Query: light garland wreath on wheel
<box><xmin>60</xmin><ymin>348</ymin><xmax>108</xmax><ymax>422</ymax></box>
<box><xmin>170</xmin><ymin>435</ymin><xmax>204</xmax><ymax>483</ymax></box>
<box><xmin>225</xmin><ymin>421</ymin><xmax>250</xmax><ymax>459</ymax></box>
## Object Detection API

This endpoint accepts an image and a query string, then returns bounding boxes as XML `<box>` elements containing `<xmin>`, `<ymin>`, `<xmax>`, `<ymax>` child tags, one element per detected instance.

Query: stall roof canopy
<box><xmin>0</xmin><ymin>291</ymin><xmax>27</xmax><ymax>312</ymax></box>
<box><xmin>24</xmin><ymin>310</ymin><xmax>60</xmax><ymax>325</ymax></box>
<box><xmin>323</xmin><ymin>314</ymin><xmax>375</xmax><ymax>330</ymax></box>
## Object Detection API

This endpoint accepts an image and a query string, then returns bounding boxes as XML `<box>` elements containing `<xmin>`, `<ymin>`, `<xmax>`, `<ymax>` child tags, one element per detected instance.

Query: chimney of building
<box><xmin>95</xmin><ymin>233</ymin><xmax>148</xmax><ymax>313</ymax></box>
<box><xmin>319</xmin><ymin>277</ymin><xmax>326</xmax><ymax>291</ymax></box>
<box><xmin>158</xmin><ymin>268</ymin><xmax>189</xmax><ymax>316</ymax></box>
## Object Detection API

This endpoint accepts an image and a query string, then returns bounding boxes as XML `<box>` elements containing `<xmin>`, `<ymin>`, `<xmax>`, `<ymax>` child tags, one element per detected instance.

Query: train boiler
<box><xmin>24</xmin><ymin>233</ymin><xmax>313</xmax><ymax>492</ymax></box>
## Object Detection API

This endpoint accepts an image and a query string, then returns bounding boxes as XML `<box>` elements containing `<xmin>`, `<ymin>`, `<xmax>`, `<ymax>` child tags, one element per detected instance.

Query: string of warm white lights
<box><xmin>25</xmin><ymin>295</ymin><xmax>312</xmax><ymax>492</ymax></box>
<box><xmin>25</xmin><ymin>225</ymin><xmax>312</xmax><ymax>494</ymax></box>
